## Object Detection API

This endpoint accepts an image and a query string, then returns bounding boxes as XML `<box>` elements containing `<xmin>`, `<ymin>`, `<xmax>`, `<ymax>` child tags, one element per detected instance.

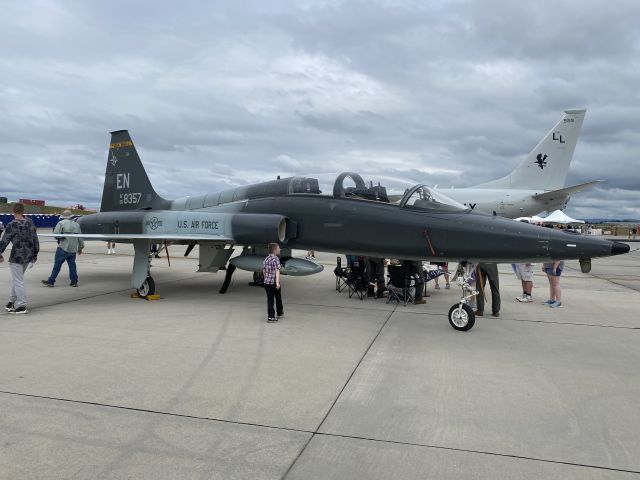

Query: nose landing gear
<box><xmin>448</xmin><ymin>264</ymin><xmax>477</xmax><ymax>331</ymax></box>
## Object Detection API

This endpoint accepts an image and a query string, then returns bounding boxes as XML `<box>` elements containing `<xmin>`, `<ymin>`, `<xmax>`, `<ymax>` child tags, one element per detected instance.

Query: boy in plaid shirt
<box><xmin>262</xmin><ymin>243</ymin><xmax>283</xmax><ymax>322</ymax></box>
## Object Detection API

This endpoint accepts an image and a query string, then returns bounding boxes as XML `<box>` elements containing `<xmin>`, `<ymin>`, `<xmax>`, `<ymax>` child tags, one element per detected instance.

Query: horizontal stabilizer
<box><xmin>534</xmin><ymin>180</ymin><xmax>602</xmax><ymax>202</ymax></box>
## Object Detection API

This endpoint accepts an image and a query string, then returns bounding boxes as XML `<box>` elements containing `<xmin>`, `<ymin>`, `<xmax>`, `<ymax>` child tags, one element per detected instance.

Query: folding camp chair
<box><xmin>348</xmin><ymin>258</ymin><xmax>368</xmax><ymax>299</ymax></box>
<box><xmin>346</xmin><ymin>270</ymin><xmax>367</xmax><ymax>300</ymax></box>
<box><xmin>334</xmin><ymin>257</ymin><xmax>350</xmax><ymax>292</ymax></box>
<box><xmin>386</xmin><ymin>264</ymin><xmax>415</xmax><ymax>306</ymax></box>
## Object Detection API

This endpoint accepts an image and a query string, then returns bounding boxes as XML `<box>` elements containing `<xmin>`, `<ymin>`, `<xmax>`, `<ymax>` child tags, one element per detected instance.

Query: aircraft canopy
<box><xmin>399</xmin><ymin>185</ymin><xmax>467</xmax><ymax>212</ymax></box>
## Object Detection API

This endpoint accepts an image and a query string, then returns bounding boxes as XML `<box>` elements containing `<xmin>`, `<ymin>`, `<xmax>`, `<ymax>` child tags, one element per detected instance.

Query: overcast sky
<box><xmin>1</xmin><ymin>0</ymin><xmax>639</xmax><ymax>218</ymax></box>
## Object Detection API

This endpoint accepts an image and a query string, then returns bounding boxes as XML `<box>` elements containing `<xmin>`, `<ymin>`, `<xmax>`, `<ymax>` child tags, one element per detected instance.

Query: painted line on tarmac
<box><xmin>315</xmin><ymin>431</ymin><xmax>640</xmax><ymax>476</ymax></box>
<box><xmin>281</xmin><ymin>304</ymin><xmax>398</xmax><ymax>479</ymax></box>
<box><xmin>565</xmin><ymin>264</ymin><xmax>640</xmax><ymax>293</ymax></box>
<box><xmin>397</xmin><ymin>309</ymin><xmax>640</xmax><ymax>330</ymax></box>
<box><xmin>0</xmin><ymin>389</ymin><xmax>310</xmax><ymax>435</ymax></box>
<box><xmin>2</xmin><ymin>389</ymin><xmax>639</xmax><ymax>477</ymax></box>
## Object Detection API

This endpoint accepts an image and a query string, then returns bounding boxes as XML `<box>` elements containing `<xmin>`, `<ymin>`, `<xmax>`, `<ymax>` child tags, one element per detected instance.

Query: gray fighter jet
<box><xmin>47</xmin><ymin>130</ymin><xmax>629</xmax><ymax>330</ymax></box>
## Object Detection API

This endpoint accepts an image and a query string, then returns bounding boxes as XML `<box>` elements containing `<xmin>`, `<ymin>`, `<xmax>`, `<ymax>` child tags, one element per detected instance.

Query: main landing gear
<box><xmin>132</xmin><ymin>240</ymin><xmax>159</xmax><ymax>299</ymax></box>
<box><xmin>137</xmin><ymin>276</ymin><xmax>156</xmax><ymax>298</ymax></box>
<box><xmin>448</xmin><ymin>263</ymin><xmax>477</xmax><ymax>331</ymax></box>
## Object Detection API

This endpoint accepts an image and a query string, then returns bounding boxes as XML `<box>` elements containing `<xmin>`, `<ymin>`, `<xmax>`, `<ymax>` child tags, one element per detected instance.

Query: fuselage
<box><xmin>217</xmin><ymin>195</ymin><xmax>612</xmax><ymax>262</ymax></box>
<box><xmin>79</xmin><ymin>192</ymin><xmax>621</xmax><ymax>263</ymax></box>
<box><xmin>437</xmin><ymin>188</ymin><xmax>567</xmax><ymax>218</ymax></box>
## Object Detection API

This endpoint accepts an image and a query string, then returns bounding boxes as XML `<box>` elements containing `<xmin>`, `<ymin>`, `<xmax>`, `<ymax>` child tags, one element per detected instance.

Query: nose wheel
<box><xmin>448</xmin><ymin>263</ymin><xmax>478</xmax><ymax>331</ymax></box>
<box><xmin>137</xmin><ymin>276</ymin><xmax>156</xmax><ymax>298</ymax></box>
<box><xmin>448</xmin><ymin>303</ymin><xmax>475</xmax><ymax>331</ymax></box>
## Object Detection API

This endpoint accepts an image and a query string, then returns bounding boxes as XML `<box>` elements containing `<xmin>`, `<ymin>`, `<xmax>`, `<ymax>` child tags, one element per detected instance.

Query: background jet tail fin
<box><xmin>477</xmin><ymin>109</ymin><xmax>586</xmax><ymax>191</ymax></box>
<box><xmin>100</xmin><ymin>130</ymin><xmax>171</xmax><ymax>212</ymax></box>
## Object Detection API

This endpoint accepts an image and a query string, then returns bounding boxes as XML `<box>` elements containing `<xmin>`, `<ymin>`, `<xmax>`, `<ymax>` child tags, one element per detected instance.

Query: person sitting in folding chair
<box><xmin>386</xmin><ymin>263</ymin><xmax>410</xmax><ymax>305</ymax></box>
<box><xmin>387</xmin><ymin>260</ymin><xmax>422</xmax><ymax>305</ymax></box>
<box><xmin>366</xmin><ymin>256</ymin><xmax>386</xmax><ymax>298</ymax></box>
<box><xmin>345</xmin><ymin>256</ymin><xmax>367</xmax><ymax>300</ymax></box>
<box><xmin>405</xmin><ymin>260</ymin><xmax>426</xmax><ymax>305</ymax></box>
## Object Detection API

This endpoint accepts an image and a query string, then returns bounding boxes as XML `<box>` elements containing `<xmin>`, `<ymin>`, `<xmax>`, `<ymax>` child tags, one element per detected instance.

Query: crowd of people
<box><xmin>331</xmin><ymin>253</ymin><xmax>569</xmax><ymax>322</ymax></box>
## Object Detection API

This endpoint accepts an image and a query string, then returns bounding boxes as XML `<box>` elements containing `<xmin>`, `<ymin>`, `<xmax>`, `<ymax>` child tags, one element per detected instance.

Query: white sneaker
<box><xmin>516</xmin><ymin>295</ymin><xmax>532</xmax><ymax>303</ymax></box>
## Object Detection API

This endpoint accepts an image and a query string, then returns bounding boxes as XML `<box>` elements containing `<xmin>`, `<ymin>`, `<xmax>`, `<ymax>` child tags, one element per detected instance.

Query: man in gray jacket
<box><xmin>0</xmin><ymin>203</ymin><xmax>39</xmax><ymax>314</ymax></box>
<box><xmin>42</xmin><ymin>211</ymin><xmax>84</xmax><ymax>287</ymax></box>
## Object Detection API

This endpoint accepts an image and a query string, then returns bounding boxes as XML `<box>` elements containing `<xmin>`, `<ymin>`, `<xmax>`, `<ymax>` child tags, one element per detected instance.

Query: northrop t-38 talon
<box><xmin>48</xmin><ymin>130</ymin><xmax>629</xmax><ymax>330</ymax></box>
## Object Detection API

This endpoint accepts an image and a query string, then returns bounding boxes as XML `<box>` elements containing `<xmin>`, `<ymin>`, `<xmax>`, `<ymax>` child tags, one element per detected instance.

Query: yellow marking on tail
<box><xmin>110</xmin><ymin>141</ymin><xmax>133</xmax><ymax>149</ymax></box>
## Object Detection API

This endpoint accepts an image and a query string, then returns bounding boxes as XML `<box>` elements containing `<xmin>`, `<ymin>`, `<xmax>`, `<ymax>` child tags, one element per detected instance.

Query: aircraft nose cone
<box><xmin>611</xmin><ymin>242</ymin><xmax>630</xmax><ymax>256</ymax></box>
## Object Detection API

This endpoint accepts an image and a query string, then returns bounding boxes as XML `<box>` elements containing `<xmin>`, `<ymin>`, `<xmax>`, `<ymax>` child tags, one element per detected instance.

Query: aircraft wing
<box><xmin>39</xmin><ymin>233</ymin><xmax>233</xmax><ymax>242</ymax></box>
<box><xmin>39</xmin><ymin>211</ymin><xmax>290</xmax><ymax>246</ymax></box>
<box><xmin>534</xmin><ymin>180</ymin><xmax>602</xmax><ymax>202</ymax></box>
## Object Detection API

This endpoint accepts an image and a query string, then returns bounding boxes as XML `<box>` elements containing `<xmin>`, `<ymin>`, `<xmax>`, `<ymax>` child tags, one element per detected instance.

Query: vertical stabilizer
<box><xmin>100</xmin><ymin>130</ymin><xmax>171</xmax><ymax>212</ymax></box>
<box><xmin>476</xmin><ymin>109</ymin><xmax>586</xmax><ymax>191</ymax></box>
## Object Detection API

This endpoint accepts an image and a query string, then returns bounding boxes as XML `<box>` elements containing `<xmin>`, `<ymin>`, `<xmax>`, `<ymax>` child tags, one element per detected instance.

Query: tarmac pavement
<box><xmin>0</xmin><ymin>238</ymin><xmax>639</xmax><ymax>479</ymax></box>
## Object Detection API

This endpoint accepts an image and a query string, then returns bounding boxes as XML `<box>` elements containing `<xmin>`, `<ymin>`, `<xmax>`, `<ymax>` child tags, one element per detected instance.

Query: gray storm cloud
<box><xmin>0</xmin><ymin>0</ymin><xmax>638</xmax><ymax>218</ymax></box>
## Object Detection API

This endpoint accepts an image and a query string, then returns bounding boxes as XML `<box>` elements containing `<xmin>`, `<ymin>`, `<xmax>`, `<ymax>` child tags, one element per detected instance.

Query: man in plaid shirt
<box><xmin>262</xmin><ymin>243</ymin><xmax>283</xmax><ymax>322</ymax></box>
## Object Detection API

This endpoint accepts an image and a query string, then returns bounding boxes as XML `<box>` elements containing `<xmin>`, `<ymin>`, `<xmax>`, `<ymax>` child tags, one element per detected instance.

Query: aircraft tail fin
<box><xmin>476</xmin><ymin>109</ymin><xmax>586</xmax><ymax>191</ymax></box>
<box><xmin>100</xmin><ymin>130</ymin><xmax>171</xmax><ymax>212</ymax></box>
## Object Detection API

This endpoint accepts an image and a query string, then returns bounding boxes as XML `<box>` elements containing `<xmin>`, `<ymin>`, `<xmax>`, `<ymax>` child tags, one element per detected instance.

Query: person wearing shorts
<box><xmin>433</xmin><ymin>261</ymin><xmax>450</xmax><ymax>289</ymax></box>
<box><xmin>513</xmin><ymin>263</ymin><xmax>535</xmax><ymax>302</ymax></box>
<box><xmin>543</xmin><ymin>260</ymin><xmax>564</xmax><ymax>308</ymax></box>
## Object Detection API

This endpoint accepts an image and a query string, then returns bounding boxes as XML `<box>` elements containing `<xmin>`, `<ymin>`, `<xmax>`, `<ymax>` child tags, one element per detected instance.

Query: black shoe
<box><xmin>41</xmin><ymin>280</ymin><xmax>54</xmax><ymax>287</ymax></box>
<box><xmin>13</xmin><ymin>306</ymin><xmax>28</xmax><ymax>314</ymax></box>
<box><xmin>277</xmin><ymin>312</ymin><xmax>284</xmax><ymax>319</ymax></box>
<box><xmin>267</xmin><ymin>317</ymin><xmax>277</xmax><ymax>323</ymax></box>
<box><xmin>70</xmin><ymin>282</ymin><xmax>78</xmax><ymax>287</ymax></box>
<box><xmin>492</xmin><ymin>312</ymin><xmax>500</xmax><ymax>317</ymax></box>
<box><xmin>5</xmin><ymin>302</ymin><xmax>14</xmax><ymax>312</ymax></box>
<box><xmin>154</xmin><ymin>255</ymin><xmax>161</xmax><ymax>258</ymax></box>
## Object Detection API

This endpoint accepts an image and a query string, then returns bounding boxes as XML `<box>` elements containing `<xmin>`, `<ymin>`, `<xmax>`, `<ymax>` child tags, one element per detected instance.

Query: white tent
<box><xmin>541</xmin><ymin>210</ymin><xmax>585</xmax><ymax>224</ymax></box>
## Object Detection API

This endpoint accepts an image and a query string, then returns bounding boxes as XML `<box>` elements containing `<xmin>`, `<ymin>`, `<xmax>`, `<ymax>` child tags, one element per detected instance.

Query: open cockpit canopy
<box><xmin>399</xmin><ymin>184</ymin><xmax>467</xmax><ymax>212</ymax></box>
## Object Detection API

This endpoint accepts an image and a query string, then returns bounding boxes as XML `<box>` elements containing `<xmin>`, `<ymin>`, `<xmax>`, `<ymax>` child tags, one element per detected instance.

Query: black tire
<box><xmin>448</xmin><ymin>303</ymin><xmax>475</xmax><ymax>331</ymax></box>
<box><xmin>137</xmin><ymin>276</ymin><xmax>156</xmax><ymax>298</ymax></box>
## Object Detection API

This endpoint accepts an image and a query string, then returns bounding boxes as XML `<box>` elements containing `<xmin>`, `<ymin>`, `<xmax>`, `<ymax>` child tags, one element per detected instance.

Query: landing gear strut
<box><xmin>132</xmin><ymin>240</ymin><xmax>157</xmax><ymax>299</ymax></box>
<box><xmin>448</xmin><ymin>263</ymin><xmax>477</xmax><ymax>331</ymax></box>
